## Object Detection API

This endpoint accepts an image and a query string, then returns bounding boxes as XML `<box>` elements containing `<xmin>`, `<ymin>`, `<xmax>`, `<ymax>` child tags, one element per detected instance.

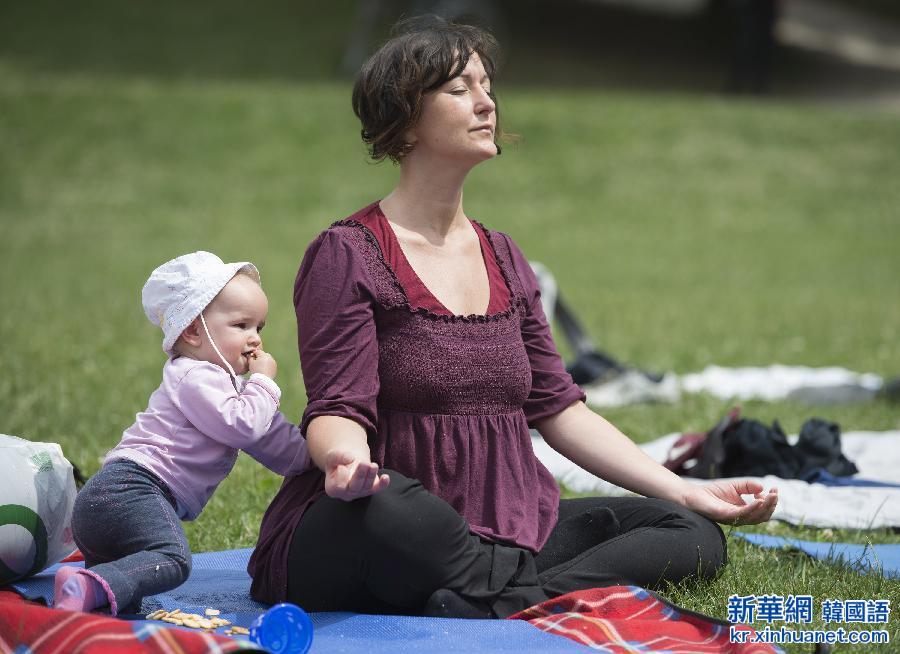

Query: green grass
<box><xmin>2</xmin><ymin>3</ymin><xmax>899</xmax><ymax>651</ymax></box>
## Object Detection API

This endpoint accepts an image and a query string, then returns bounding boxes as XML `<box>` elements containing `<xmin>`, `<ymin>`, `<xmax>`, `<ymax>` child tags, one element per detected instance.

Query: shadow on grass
<box><xmin>0</xmin><ymin>0</ymin><xmax>358</xmax><ymax>81</ymax></box>
<box><xmin>4</xmin><ymin>0</ymin><xmax>900</xmax><ymax>101</ymax></box>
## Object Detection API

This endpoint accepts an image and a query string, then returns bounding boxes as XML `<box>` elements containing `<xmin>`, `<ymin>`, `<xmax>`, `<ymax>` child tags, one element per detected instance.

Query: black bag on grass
<box><xmin>678</xmin><ymin>409</ymin><xmax>857</xmax><ymax>480</ymax></box>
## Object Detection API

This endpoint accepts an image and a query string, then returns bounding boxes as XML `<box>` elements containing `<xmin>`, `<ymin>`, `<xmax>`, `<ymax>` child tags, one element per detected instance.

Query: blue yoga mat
<box><xmin>801</xmin><ymin>468</ymin><xmax>900</xmax><ymax>488</ymax></box>
<box><xmin>736</xmin><ymin>533</ymin><xmax>900</xmax><ymax>579</ymax></box>
<box><xmin>11</xmin><ymin>549</ymin><xmax>586</xmax><ymax>653</ymax></box>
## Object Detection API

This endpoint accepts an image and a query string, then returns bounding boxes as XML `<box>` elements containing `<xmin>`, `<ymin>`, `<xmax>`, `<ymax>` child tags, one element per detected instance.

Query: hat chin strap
<box><xmin>200</xmin><ymin>313</ymin><xmax>238</xmax><ymax>379</ymax></box>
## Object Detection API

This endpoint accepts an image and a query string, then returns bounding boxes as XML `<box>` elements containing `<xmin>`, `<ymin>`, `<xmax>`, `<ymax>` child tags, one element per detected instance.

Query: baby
<box><xmin>53</xmin><ymin>251</ymin><xmax>311</xmax><ymax>614</ymax></box>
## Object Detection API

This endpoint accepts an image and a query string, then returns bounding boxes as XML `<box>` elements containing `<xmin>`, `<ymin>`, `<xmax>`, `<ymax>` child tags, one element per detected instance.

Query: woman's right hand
<box><xmin>324</xmin><ymin>449</ymin><xmax>391</xmax><ymax>501</ymax></box>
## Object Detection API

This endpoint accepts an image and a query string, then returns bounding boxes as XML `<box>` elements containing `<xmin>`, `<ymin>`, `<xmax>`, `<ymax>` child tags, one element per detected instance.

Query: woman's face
<box><xmin>407</xmin><ymin>52</ymin><xmax>497</xmax><ymax>165</ymax></box>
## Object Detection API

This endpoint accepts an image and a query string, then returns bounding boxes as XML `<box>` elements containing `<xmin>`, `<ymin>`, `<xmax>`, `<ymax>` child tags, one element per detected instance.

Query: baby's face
<box><xmin>195</xmin><ymin>274</ymin><xmax>269</xmax><ymax>375</ymax></box>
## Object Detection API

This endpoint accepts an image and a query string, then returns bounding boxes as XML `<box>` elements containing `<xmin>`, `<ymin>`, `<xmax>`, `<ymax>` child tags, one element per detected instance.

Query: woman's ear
<box><xmin>403</xmin><ymin>127</ymin><xmax>418</xmax><ymax>148</ymax></box>
<box><xmin>179</xmin><ymin>319</ymin><xmax>203</xmax><ymax>348</ymax></box>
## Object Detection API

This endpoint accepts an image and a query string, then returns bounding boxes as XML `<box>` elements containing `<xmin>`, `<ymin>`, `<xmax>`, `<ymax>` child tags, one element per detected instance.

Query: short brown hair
<box><xmin>352</xmin><ymin>16</ymin><xmax>502</xmax><ymax>163</ymax></box>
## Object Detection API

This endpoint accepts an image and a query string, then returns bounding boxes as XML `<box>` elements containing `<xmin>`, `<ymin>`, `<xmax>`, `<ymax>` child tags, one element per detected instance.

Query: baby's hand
<box><xmin>247</xmin><ymin>348</ymin><xmax>277</xmax><ymax>379</ymax></box>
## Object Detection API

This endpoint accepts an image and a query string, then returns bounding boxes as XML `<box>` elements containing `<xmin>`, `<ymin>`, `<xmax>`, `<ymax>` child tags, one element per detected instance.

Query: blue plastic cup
<box><xmin>249</xmin><ymin>602</ymin><xmax>314</xmax><ymax>654</ymax></box>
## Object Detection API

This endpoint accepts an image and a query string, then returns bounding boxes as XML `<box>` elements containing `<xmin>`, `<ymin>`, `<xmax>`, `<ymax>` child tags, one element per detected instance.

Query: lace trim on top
<box><xmin>331</xmin><ymin>218</ymin><xmax>527</xmax><ymax>324</ymax></box>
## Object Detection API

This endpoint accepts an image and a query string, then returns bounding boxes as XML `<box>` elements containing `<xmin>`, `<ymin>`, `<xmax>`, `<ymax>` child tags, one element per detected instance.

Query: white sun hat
<box><xmin>142</xmin><ymin>251</ymin><xmax>260</xmax><ymax>355</ymax></box>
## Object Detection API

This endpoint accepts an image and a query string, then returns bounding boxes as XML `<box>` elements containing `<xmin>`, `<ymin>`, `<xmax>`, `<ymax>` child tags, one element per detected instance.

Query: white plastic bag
<box><xmin>0</xmin><ymin>434</ymin><xmax>77</xmax><ymax>584</ymax></box>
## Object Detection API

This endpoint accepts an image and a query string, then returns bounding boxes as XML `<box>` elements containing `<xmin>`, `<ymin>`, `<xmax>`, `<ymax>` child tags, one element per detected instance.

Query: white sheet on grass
<box><xmin>579</xmin><ymin>365</ymin><xmax>885</xmax><ymax>408</ymax></box>
<box><xmin>679</xmin><ymin>365</ymin><xmax>883</xmax><ymax>402</ymax></box>
<box><xmin>533</xmin><ymin>430</ymin><xmax>900</xmax><ymax>529</ymax></box>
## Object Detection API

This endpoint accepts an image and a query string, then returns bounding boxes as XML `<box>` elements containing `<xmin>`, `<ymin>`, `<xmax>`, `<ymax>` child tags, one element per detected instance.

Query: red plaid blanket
<box><xmin>0</xmin><ymin>590</ymin><xmax>259</xmax><ymax>654</ymax></box>
<box><xmin>511</xmin><ymin>586</ymin><xmax>780</xmax><ymax>654</ymax></box>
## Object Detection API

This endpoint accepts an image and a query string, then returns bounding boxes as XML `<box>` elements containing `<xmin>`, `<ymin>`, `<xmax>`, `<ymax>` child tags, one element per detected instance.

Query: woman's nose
<box><xmin>475</xmin><ymin>87</ymin><xmax>495</xmax><ymax>114</ymax></box>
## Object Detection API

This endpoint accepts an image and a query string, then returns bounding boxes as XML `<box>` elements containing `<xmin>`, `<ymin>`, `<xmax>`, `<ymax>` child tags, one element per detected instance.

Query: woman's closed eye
<box><xmin>449</xmin><ymin>84</ymin><xmax>491</xmax><ymax>95</ymax></box>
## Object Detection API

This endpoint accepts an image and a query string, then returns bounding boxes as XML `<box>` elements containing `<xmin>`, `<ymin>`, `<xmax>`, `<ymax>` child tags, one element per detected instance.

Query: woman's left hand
<box><xmin>682</xmin><ymin>480</ymin><xmax>778</xmax><ymax>525</ymax></box>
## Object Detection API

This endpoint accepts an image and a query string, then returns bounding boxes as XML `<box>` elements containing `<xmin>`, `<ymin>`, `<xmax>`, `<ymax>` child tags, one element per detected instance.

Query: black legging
<box><xmin>286</xmin><ymin>470</ymin><xmax>726</xmax><ymax>618</ymax></box>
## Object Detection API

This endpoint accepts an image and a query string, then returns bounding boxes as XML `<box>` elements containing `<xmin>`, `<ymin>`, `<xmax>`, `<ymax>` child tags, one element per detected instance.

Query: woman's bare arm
<box><xmin>307</xmin><ymin>415</ymin><xmax>390</xmax><ymax>501</ymax></box>
<box><xmin>535</xmin><ymin>402</ymin><xmax>777</xmax><ymax>524</ymax></box>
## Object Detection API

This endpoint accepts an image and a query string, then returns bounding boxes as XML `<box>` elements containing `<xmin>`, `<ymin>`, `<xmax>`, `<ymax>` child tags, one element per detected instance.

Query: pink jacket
<box><xmin>106</xmin><ymin>356</ymin><xmax>310</xmax><ymax>520</ymax></box>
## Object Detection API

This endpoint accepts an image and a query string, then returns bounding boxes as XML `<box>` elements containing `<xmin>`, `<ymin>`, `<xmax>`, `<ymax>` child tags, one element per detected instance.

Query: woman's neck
<box><xmin>380</xmin><ymin>157</ymin><xmax>471</xmax><ymax>243</ymax></box>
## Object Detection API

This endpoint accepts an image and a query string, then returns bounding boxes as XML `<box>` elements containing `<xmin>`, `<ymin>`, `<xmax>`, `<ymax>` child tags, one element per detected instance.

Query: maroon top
<box><xmin>248</xmin><ymin>201</ymin><xmax>585</xmax><ymax>603</ymax></box>
<box><xmin>357</xmin><ymin>203</ymin><xmax>510</xmax><ymax>316</ymax></box>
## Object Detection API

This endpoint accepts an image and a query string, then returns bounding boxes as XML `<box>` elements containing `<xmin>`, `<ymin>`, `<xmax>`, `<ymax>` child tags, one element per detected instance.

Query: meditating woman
<box><xmin>248</xmin><ymin>17</ymin><xmax>777</xmax><ymax>618</ymax></box>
